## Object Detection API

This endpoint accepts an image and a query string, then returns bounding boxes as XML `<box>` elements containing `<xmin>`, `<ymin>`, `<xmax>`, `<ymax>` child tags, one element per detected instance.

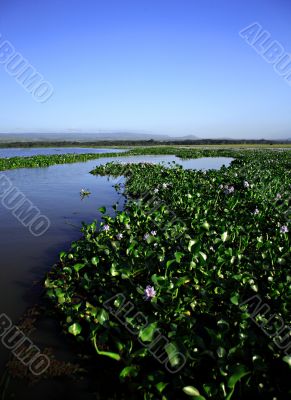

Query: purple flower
<box><xmin>253</xmin><ymin>208</ymin><xmax>259</xmax><ymax>215</ymax></box>
<box><xmin>243</xmin><ymin>181</ymin><xmax>250</xmax><ymax>188</ymax></box>
<box><xmin>144</xmin><ymin>285</ymin><xmax>156</xmax><ymax>300</ymax></box>
<box><xmin>150</xmin><ymin>230</ymin><xmax>157</xmax><ymax>236</ymax></box>
<box><xmin>143</xmin><ymin>233</ymin><xmax>150</xmax><ymax>240</ymax></box>
<box><xmin>116</xmin><ymin>233</ymin><xmax>123</xmax><ymax>240</ymax></box>
<box><xmin>102</xmin><ymin>224</ymin><xmax>110</xmax><ymax>232</ymax></box>
<box><xmin>223</xmin><ymin>185</ymin><xmax>234</xmax><ymax>195</ymax></box>
<box><xmin>280</xmin><ymin>225</ymin><xmax>289</xmax><ymax>234</ymax></box>
<box><xmin>154</xmin><ymin>188</ymin><xmax>159</xmax><ymax>194</ymax></box>
<box><xmin>276</xmin><ymin>193</ymin><xmax>282</xmax><ymax>200</ymax></box>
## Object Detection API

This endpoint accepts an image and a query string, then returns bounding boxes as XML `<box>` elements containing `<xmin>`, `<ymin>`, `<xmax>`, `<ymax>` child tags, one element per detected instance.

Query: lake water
<box><xmin>0</xmin><ymin>152</ymin><xmax>233</xmax><ymax>398</ymax></box>
<box><xmin>0</xmin><ymin>147</ymin><xmax>127</xmax><ymax>158</ymax></box>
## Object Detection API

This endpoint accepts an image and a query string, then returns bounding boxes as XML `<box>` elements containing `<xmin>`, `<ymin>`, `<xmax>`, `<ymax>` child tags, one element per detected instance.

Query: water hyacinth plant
<box><xmin>45</xmin><ymin>148</ymin><xmax>290</xmax><ymax>399</ymax></box>
<box><xmin>80</xmin><ymin>188</ymin><xmax>91</xmax><ymax>199</ymax></box>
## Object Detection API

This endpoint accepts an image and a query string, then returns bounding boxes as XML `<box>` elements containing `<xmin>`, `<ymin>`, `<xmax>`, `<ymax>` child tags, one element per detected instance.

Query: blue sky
<box><xmin>0</xmin><ymin>0</ymin><xmax>291</xmax><ymax>139</ymax></box>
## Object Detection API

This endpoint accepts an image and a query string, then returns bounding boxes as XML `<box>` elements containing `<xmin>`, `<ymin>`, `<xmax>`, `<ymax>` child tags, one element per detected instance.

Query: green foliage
<box><xmin>45</xmin><ymin>148</ymin><xmax>290</xmax><ymax>399</ymax></box>
<box><xmin>0</xmin><ymin>152</ymin><xmax>126</xmax><ymax>171</ymax></box>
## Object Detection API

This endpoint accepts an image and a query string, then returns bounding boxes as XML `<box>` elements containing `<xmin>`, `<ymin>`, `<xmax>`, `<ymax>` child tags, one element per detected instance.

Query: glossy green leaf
<box><xmin>68</xmin><ymin>323</ymin><xmax>82</xmax><ymax>336</ymax></box>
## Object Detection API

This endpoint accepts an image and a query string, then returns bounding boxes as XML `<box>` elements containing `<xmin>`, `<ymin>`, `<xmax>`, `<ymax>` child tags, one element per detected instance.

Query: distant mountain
<box><xmin>0</xmin><ymin>132</ymin><xmax>290</xmax><ymax>143</ymax></box>
<box><xmin>0</xmin><ymin>132</ymin><xmax>200</xmax><ymax>142</ymax></box>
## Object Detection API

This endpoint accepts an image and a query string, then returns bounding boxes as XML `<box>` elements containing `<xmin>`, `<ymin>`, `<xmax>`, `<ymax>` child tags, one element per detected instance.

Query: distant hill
<box><xmin>0</xmin><ymin>132</ymin><xmax>290</xmax><ymax>145</ymax></box>
<box><xmin>0</xmin><ymin>132</ymin><xmax>200</xmax><ymax>143</ymax></box>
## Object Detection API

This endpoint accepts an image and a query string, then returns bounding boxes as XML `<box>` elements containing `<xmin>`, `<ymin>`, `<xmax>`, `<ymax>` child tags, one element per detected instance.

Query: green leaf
<box><xmin>227</xmin><ymin>365</ymin><xmax>251</xmax><ymax>389</ymax></box>
<box><xmin>230</xmin><ymin>294</ymin><xmax>239</xmax><ymax>305</ymax></box>
<box><xmin>217</xmin><ymin>346</ymin><xmax>226</xmax><ymax>358</ymax></box>
<box><xmin>165</xmin><ymin>342</ymin><xmax>180</xmax><ymax>367</ymax></box>
<box><xmin>85</xmin><ymin>302</ymin><xmax>97</xmax><ymax>317</ymax></box>
<box><xmin>73</xmin><ymin>263</ymin><xmax>85</xmax><ymax>272</ymax></box>
<box><xmin>221</xmin><ymin>231</ymin><xmax>228</xmax><ymax>242</ymax></box>
<box><xmin>96</xmin><ymin>308</ymin><xmax>109</xmax><ymax>325</ymax></box>
<box><xmin>188</xmin><ymin>240</ymin><xmax>197</xmax><ymax>252</ymax></box>
<box><xmin>68</xmin><ymin>323</ymin><xmax>82</xmax><ymax>336</ymax></box>
<box><xmin>175</xmin><ymin>252</ymin><xmax>184</xmax><ymax>263</ymax></box>
<box><xmin>202</xmin><ymin>221</ymin><xmax>210</xmax><ymax>230</ymax></box>
<box><xmin>91</xmin><ymin>256</ymin><xmax>99</xmax><ymax>266</ymax></box>
<box><xmin>199</xmin><ymin>251</ymin><xmax>207</xmax><ymax>261</ymax></box>
<box><xmin>57</xmin><ymin>293</ymin><xmax>65</xmax><ymax>304</ymax></box>
<box><xmin>44</xmin><ymin>278</ymin><xmax>52</xmax><ymax>288</ymax></box>
<box><xmin>92</xmin><ymin>336</ymin><xmax>121</xmax><ymax>361</ymax></box>
<box><xmin>182</xmin><ymin>386</ymin><xmax>201</xmax><ymax>396</ymax></box>
<box><xmin>166</xmin><ymin>259</ymin><xmax>176</xmax><ymax>268</ymax></box>
<box><xmin>99</xmin><ymin>206</ymin><xmax>106</xmax><ymax>214</ymax></box>
<box><xmin>283</xmin><ymin>355</ymin><xmax>291</xmax><ymax>367</ymax></box>
<box><xmin>139</xmin><ymin>322</ymin><xmax>158</xmax><ymax>342</ymax></box>
<box><xmin>156</xmin><ymin>382</ymin><xmax>168</xmax><ymax>393</ymax></box>
<box><xmin>119</xmin><ymin>365</ymin><xmax>139</xmax><ymax>379</ymax></box>
<box><xmin>110</xmin><ymin>263</ymin><xmax>119</xmax><ymax>276</ymax></box>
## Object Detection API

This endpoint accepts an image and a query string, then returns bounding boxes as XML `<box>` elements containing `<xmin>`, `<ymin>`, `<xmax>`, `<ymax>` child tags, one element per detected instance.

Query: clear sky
<box><xmin>0</xmin><ymin>0</ymin><xmax>291</xmax><ymax>139</ymax></box>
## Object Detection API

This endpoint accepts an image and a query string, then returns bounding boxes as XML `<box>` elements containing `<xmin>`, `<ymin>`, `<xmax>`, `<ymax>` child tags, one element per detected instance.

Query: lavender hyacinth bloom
<box><xmin>102</xmin><ymin>224</ymin><xmax>110</xmax><ymax>232</ymax></box>
<box><xmin>150</xmin><ymin>230</ymin><xmax>157</xmax><ymax>236</ymax></box>
<box><xmin>116</xmin><ymin>233</ymin><xmax>123</xmax><ymax>240</ymax></box>
<box><xmin>243</xmin><ymin>180</ymin><xmax>250</xmax><ymax>188</ymax></box>
<box><xmin>253</xmin><ymin>208</ymin><xmax>259</xmax><ymax>215</ymax></box>
<box><xmin>224</xmin><ymin>185</ymin><xmax>234</xmax><ymax>195</ymax></box>
<box><xmin>280</xmin><ymin>225</ymin><xmax>289</xmax><ymax>233</ymax></box>
<box><xmin>143</xmin><ymin>233</ymin><xmax>150</xmax><ymax>240</ymax></box>
<box><xmin>144</xmin><ymin>285</ymin><xmax>156</xmax><ymax>300</ymax></box>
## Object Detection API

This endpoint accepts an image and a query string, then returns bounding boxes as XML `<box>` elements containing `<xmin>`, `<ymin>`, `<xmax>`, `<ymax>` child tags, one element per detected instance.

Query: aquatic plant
<box><xmin>80</xmin><ymin>188</ymin><xmax>91</xmax><ymax>199</ymax></box>
<box><xmin>45</xmin><ymin>149</ymin><xmax>290</xmax><ymax>399</ymax></box>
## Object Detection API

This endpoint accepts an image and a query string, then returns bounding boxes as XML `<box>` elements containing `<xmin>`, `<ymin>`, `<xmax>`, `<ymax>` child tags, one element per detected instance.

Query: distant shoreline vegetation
<box><xmin>0</xmin><ymin>147</ymin><xmax>237</xmax><ymax>172</ymax></box>
<box><xmin>0</xmin><ymin>139</ymin><xmax>290</xmax><ymax>148</ymax></box>
<box><xmin>0</xmin><ymin>146</ymin><xmax>289</xmax><ymax>173</ymax></box>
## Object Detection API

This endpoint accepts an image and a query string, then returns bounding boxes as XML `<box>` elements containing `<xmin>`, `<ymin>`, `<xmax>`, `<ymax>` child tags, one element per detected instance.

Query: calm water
<box><xmin>0</xmin><ymin>153</ymin><xmax>232</xmax><ymax>398</ymax></box>
<box><xmin>0</xmin><ymin>147</ymin><xmax>127</xmax><ymax>158</ymax></box>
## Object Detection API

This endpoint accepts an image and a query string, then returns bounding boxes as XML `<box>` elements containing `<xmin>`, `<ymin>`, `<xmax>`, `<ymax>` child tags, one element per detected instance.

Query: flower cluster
<box><xmin>223</xmin><ymin>185</ymin><xmax>235</xmax><ymax>195</ymax></box>
<box><xmin>102</xmin><ymin>224</ymin><xmax>110</xmax><ymax>232</ymax></box>
<box><xmin>144</xmin><ymin>285</ymin><xmax>156</xmax><ymax>300</ymax></box>
<box><xmin>280</xmin><ymin>225</ymin><xmax>288</xmax><ymax>234</ymax></box>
